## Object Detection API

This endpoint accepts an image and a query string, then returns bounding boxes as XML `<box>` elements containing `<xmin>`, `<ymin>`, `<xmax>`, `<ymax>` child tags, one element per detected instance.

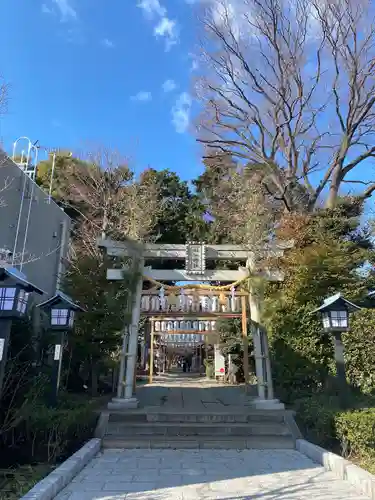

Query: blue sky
<box><xmin>0</xmin><ymin>0</ymin><xmax>202</xmax><ymax>180</ymax></box>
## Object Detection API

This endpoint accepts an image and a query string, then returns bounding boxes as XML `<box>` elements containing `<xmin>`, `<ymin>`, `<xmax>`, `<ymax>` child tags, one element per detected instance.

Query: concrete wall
<box><xmin>0</xmin><ymin>150</ymin><xmax>71</xmax><ymax>299</ymax></box>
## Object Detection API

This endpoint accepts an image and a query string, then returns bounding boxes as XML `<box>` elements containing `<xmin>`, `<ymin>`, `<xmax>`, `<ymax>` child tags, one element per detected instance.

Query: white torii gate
<box><xmin>100</xmin><ymin>239</ymin><xmax>291</xmax><ymax>410</ymax></box>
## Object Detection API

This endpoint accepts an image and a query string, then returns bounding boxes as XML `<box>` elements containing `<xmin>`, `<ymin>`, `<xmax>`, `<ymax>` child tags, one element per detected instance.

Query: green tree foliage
<box><xmin>63</xmin><ymin>255</ymin><xmax>138</xmax><ymax>396</ymax></box>
<box><xmin>344</xmin><ymin>309</ymin><xmax>375</xmax><ymax>394</ymax></box>
<box><xmin>36</xmin><ymin>153</ymin><xmax>89</xmax><ymax>218</ymax></box>
<box><xmin>140</xmin><ymin>168</ymin><xmax>208</xmax><ymax>243</ymax></box>
<box><xmin>34</xmin><ymin>151</ymin><xmax>161</xmax><ymax>396</ymax></box>
<box><xmin>265</xmin><ymin>199</ymin><xmax>375</xmax><ymax>403</ymax></box>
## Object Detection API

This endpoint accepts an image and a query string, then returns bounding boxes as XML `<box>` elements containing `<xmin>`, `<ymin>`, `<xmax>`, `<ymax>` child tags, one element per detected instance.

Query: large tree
<box><xmin>195</xmin><ymin>0</ymin><xmax>375</xmax><ymax>211</ymax></box>
<box><xmin>265</xmin><ymin>198</ymin><xmax>375</xmax><ymax>401</ymax></box>
<box><xmin>36</xmin><ymin>150</ymin><xmax>161</xmax><ymax>395</ymax></box>
<box><xmin>140</xmin><ymin>168</ymin><xmax>208</xmax><ymax>243</ymax></box>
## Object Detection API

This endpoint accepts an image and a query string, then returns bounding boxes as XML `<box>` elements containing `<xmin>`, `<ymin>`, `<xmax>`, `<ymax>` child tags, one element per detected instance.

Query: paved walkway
<box><xmin>55</xmin><ymin>449</ymin><xmax>367</xmax><ymax>499</ymax></box>
<box><xmin>136</xmin><ymin>372</ymin><xmax>257</xmax><ymax>411</ymax></box>
<box><xmin>54</xmin><ymin>374</ymin><xmax>369</xmax><ymax>499</ymax></box>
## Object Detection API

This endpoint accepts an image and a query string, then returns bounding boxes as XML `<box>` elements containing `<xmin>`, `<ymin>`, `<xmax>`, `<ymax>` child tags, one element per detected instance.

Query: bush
<box><xmin>0</xmin><ymin>400</ymin><xmax>98</xmax><ymax>467</ymax></box>
<box><xmin>24</xmin><ymin>401</ymin><xmax>98</xmax><ymax>463</ymax></box>
<box><xmin>294</xmin><ymin>392</ymin><xmax>375</xmax><ymax>474</ymax></box>
<box><xmin>293</xmin><ymin>393</ymin><xmax>341</xmax><ymax>450</ymax></box>
<box><xmin>267</xmin><ymin>306</ymin><xmax>334</xmax><ymax>404</ymax></box>
<box><xmin>335</xmin><ymin>409</ymin><xmax>375</xmax><ymax>463</ymax></box>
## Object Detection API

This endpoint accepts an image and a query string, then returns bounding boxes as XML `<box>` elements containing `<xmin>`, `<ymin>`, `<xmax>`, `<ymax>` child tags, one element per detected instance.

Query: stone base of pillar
<box><xmin>107</xmin><ymin>397</ymin><xmax>139</xmax><ymax>410</ymax></box>
<box><xmin>252</xmin><ymin>398</ymin><xmax>285</xmax><ymax>410</ymax></box>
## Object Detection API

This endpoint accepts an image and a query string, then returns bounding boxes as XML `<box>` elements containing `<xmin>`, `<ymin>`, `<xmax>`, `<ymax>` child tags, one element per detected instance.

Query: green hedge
<box><xmin>295</xmin><ymin>393</ymin><xmax>375</xmax><ymax>473</ymax></box>
<box><xmin>294</xmin><ymin>394</ymin><xmax>341</xmax><ymax>450</ymax></box>
<box><xmin>335</xmin><ymin>409</ymin><xmax>375</xmax><ymax>463</ymax></box>
<box><xmin>1</xmin><ymin>400</ymin><xmax>98</xmax><ymax>467</ymax></box>
<box><xmin>24</xmin><ymin>402</ymin><xmax>98</xmax><ymax>463</ymax></box>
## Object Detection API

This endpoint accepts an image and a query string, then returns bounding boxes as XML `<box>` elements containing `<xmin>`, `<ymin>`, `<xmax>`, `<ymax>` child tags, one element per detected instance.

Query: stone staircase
<box><xmin>101</xmin><ymin>409</ymin><xmax>299</xmax><ymax>449</ymax></box>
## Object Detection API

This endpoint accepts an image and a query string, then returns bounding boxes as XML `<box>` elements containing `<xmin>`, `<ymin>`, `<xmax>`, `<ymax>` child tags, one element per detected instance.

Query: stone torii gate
<box><xmin>100</xmin><ymin>239</ymin><xmax>290</xmax><ymax>411</ymax></box>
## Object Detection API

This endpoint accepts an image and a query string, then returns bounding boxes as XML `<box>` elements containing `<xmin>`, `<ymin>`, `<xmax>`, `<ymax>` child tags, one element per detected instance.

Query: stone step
<box><xmin>102</xmin><ymin>435</ymin><xmax>295</xmax><ymax>450</ymax></box>
<box><xmin>105</xmin><ymin>422</ymin><xmax>291</xmax><ymax>437</ymax></box>
<box><xmin>108</xmin><ymin>410</ymin><xmax>286</xmax><ymax>424</ymax></box>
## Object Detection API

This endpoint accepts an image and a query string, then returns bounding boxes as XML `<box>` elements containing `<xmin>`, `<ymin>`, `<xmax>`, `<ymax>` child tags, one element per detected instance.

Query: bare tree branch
<box><xmin>55</xmin><ymin>148</ymin><xmax>162</xmax><ymax>263</ymax></box>
<box><xmin>195</xmin><ymin>0</ymin><xmax>375</xmax><ymax>211</ymax></box>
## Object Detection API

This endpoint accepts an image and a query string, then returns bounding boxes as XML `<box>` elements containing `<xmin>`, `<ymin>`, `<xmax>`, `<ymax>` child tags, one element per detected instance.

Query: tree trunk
<box><xmin>325</xmin><ymin>163</ymin><xmax>343</xmax><ymax>209</ymax></box>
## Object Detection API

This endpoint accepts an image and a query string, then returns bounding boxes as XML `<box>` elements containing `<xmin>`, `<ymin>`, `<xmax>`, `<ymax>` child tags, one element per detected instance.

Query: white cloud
<box><xmin>131</xmin><ymin>91</ymin><xmax>152</xmax><ymax>102</ymax></box>
<box><xmin>53</xmin><ymin>0</ymin><xmax>77</xmax><ymax>21</ymax></box>
<box><xmin>101</xmin><ymin>38</ymin><xmax>115</xmax><ymax>49</ymax></box>
<box><xmin>137</xmin><ymin>0</ymin><xmax>166</xmax><ymax>18</ymax></box>
<box><xmin>162</xmin><ymin>79</ymin><xmax>177</xmax><ymax>92</ymax></box>
<box><xmin>154</xmin><ymin>17</ymin><xmax>178</xmax><ymax>50</ymax></box>
<box><xmin>41</xmin><ymin>3</ymin><xmax>53</xmax><ymax>14</ymax></box>
<box><xmin>137</xmin><ymin>0</ymin><xmax>179</xmax><ymax>50</ymax></box>
<box><xmin>171</xmin><ymin>92</ymin><xmax>192</xmax><ymax>133</ymax></box>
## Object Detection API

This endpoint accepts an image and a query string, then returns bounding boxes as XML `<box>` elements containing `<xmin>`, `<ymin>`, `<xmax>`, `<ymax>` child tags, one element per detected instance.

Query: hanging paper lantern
<box><xmin>211</xmin><ymin>295</ymin><xmax>218</xmax><ymax>312</ymax></box>
<box><xmin>230</xmin><ymin>286</ymin><xmax>236</xmax><ymax>312</ymax></box>
<box><xmin>151</xmin><ymin>296</ymin><xmax>159</xmax><ymax>311</ymax></box>
<box><xmin>141</xmin><ymin>295</ymin><xmax>150</xmax><ymax>311</ymax></box>
<box><xmin>192</xmin><ymin>293</ymin><xmax>199</xmax><ymax>312</ymax></box>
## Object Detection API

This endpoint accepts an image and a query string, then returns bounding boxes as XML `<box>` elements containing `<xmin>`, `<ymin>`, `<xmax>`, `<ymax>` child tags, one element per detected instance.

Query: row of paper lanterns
<box><xmin>154</xmin><ymin>320</ymin><xmax>216</xmax><ymax>332</ymax></box>
<box><xmin>141</xmin><ymin>295</ymin><xmax>240</xmax><ymax>312</ymax></box>
<box><xmin>160</xmin><ymin>333</ymin><xmax>205</xmax><ymax>344</ymax></box>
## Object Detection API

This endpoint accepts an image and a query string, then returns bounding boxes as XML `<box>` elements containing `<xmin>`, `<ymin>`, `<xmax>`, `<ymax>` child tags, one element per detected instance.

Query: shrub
<box><xmin>335</xmin><ymin>409</ymin><xmax>375</xmax><ymax>462</ymax></box>
<box><xmin>24</xmin><ymin>401</ymin><xmax>98</xmax><ymax>463</ymax></box>
<box><xmin>267</xmin><ymin>305</ymin><xmax>334</xmax><ymax>404</ymax></box>
<box><xmin>293</xmin><ymin>393</ymin><xmax>341</xmax><ymax>450</ymax></box>
<box><xmin>294</xmin><ymin>392</ymin><xmax>375</xmax><ymax>474</ymax></box>
<box><xmin>0</xmin><ymin>400</ymin><xmax>98</xmax><ymax>467</ymax></box>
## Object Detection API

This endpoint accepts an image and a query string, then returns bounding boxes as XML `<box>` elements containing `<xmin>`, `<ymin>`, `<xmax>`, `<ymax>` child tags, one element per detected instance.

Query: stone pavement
<box><xmin>136</xmin><ymin>372</ymin><xmax>257</xmax><ymax>411</ymax></box>
<box><xmin>54</xmin><ymin>448</ymin><xmax>368</xmax><ymax>500</ymax></box>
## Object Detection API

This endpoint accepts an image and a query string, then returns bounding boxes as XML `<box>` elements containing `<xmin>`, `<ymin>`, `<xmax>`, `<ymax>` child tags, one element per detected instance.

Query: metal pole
<box><xmin>48</xmin><ymin>153</ymin><xmax>56</xmax><ymax>204</ymax></box>
<box><xmin>0</xmin><ymin>319</ymin><xmax>12</xmax><ymax>402</ymax></box>
<box><xmin>50</xmin><ymin>331</ymin><xmax>64</xmax><ymax>407</ymax></box>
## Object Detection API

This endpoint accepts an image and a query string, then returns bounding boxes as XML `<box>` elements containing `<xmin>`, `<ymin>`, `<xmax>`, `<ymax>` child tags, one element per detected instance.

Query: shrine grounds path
<box><xmin>54</xmin><ymin>374</ymin><xmax>369</xmax><ymax>500</ymax></box>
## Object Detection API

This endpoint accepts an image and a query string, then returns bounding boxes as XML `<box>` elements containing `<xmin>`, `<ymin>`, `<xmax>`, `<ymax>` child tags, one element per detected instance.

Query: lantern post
<box><xmin>37</xmin><ymin>291</ymin><xmax>85</xmax><ymax>407</ymax></box>
<box><xmin>0</xmin><ymin>266</ymin><xmax>44</xmax><ymax>400</ymax></box>
<box><xmin>312</xmin><ymin>293</ymin><xmax>360</xmax><ymax>407</ymax></box>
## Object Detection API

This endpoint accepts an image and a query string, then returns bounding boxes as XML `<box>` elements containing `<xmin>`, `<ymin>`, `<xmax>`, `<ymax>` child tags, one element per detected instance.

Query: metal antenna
<box><xmin>12</xmin><ymin>137</ymin><xmax>33</xmax><ymax>265</ymax></box>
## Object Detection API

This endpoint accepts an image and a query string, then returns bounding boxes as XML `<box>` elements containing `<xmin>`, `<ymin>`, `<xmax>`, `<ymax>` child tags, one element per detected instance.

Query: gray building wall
<box><xmin>0</xmin><ymin>150</ymin><xmax>71</xmax><ymax>299</ymax></box>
